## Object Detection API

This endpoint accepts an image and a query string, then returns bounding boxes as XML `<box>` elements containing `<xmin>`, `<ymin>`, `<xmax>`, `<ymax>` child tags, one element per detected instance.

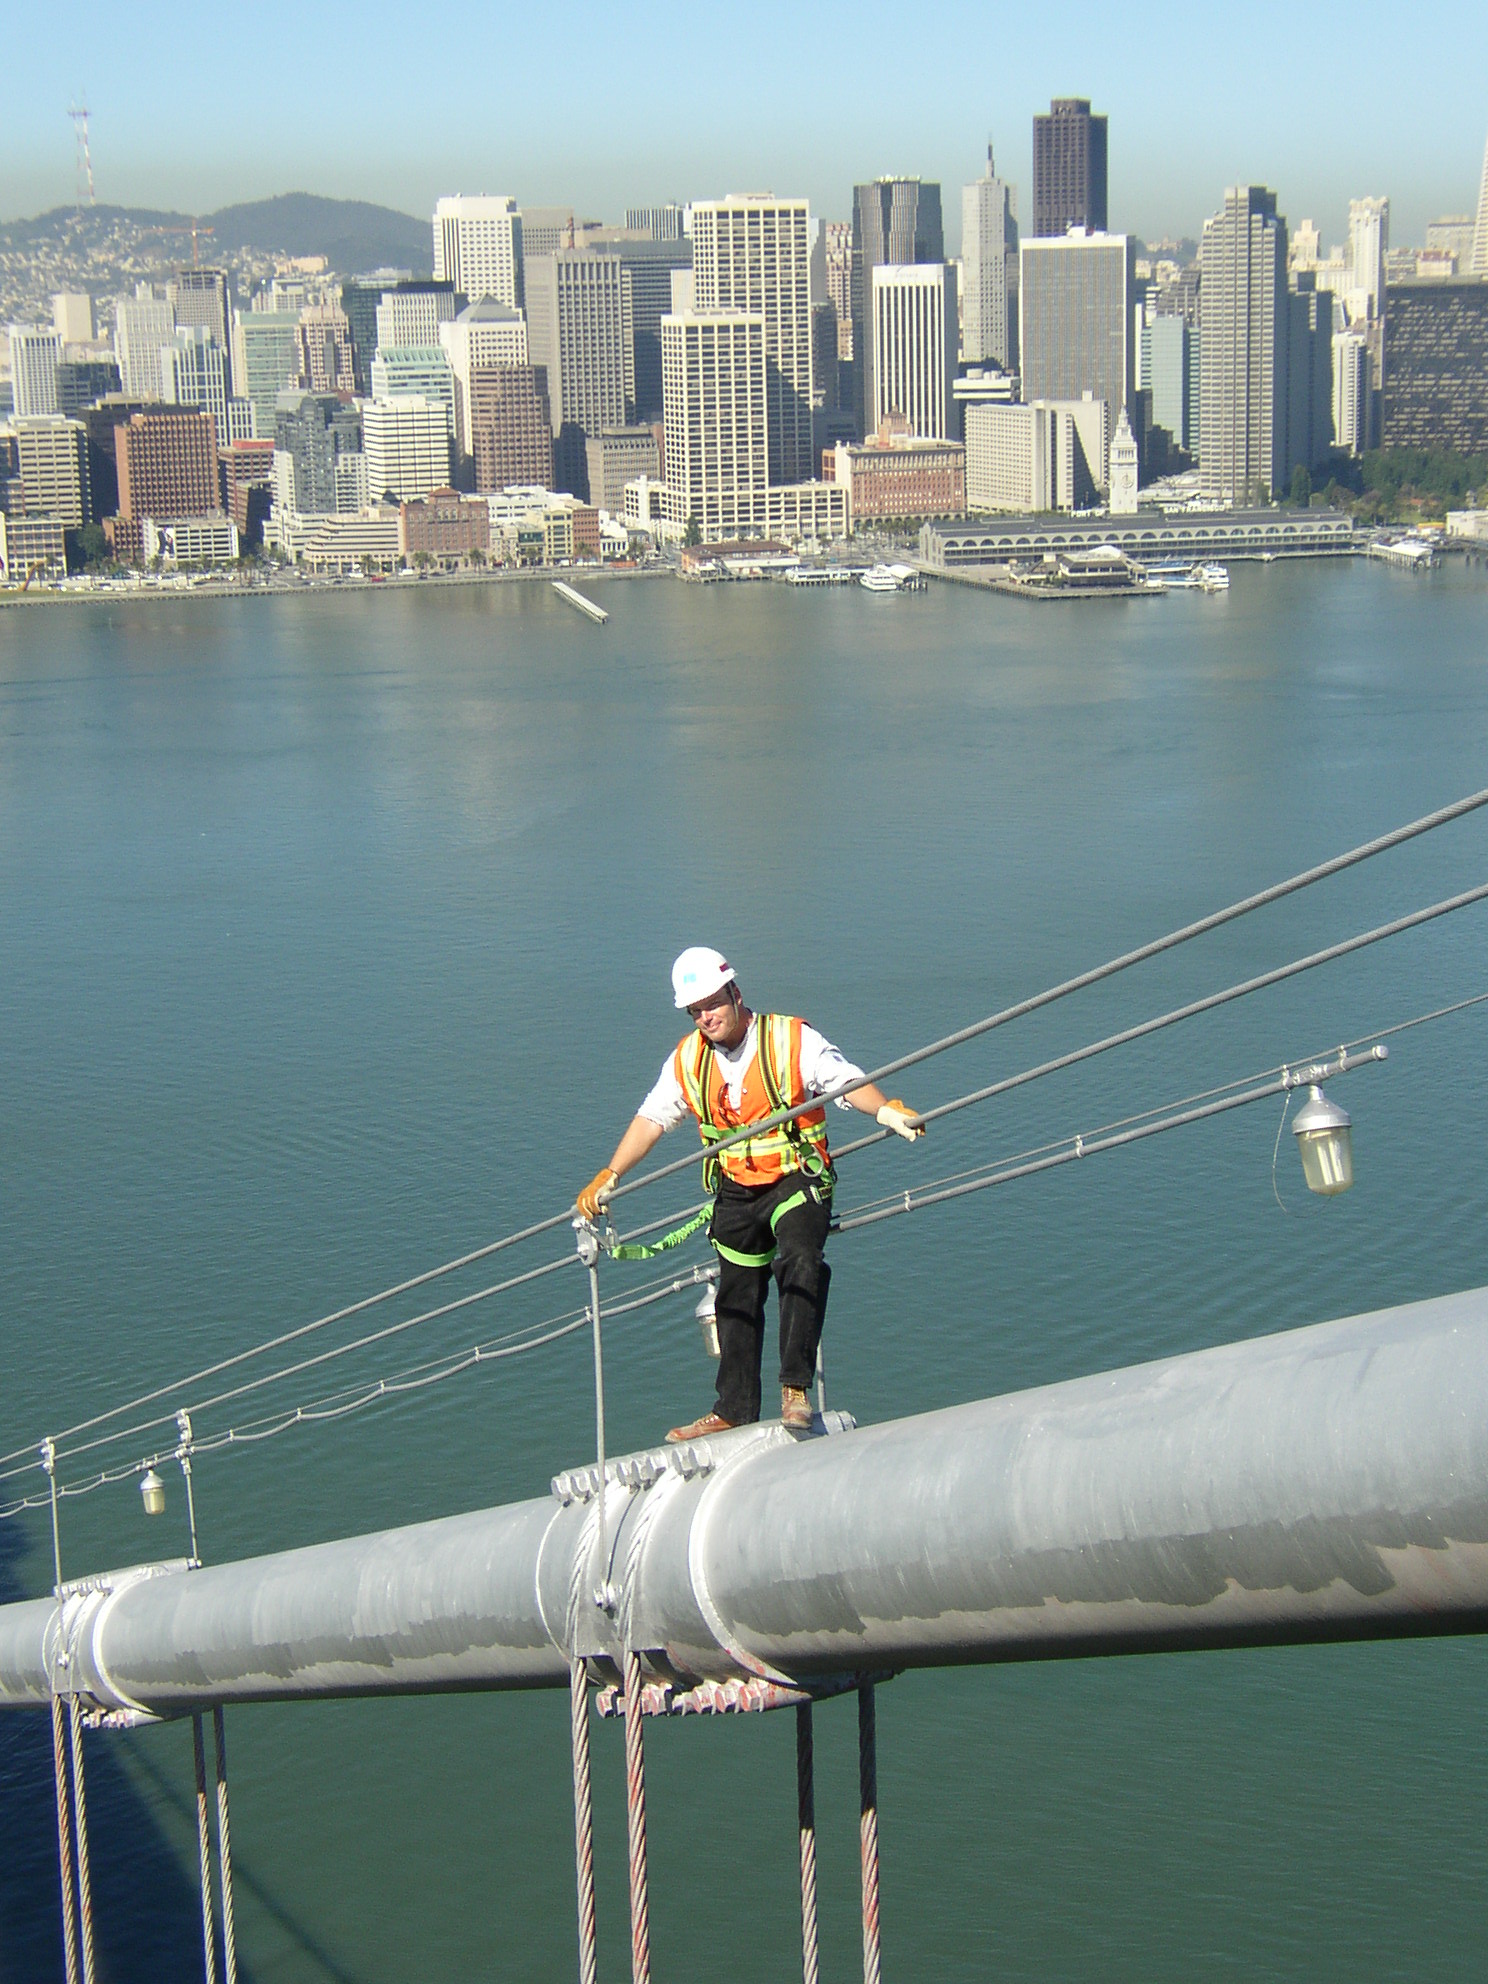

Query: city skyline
<box><xmin>6</xmin><ymin>1</ymin><xmax>1487</xmax><ymax>246</ymax></box>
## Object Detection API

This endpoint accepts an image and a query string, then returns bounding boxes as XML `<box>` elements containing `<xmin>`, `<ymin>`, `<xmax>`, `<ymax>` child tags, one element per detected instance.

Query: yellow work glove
<box><xmin>876</xmin><ymin>1100</ymin><xmax>924</xmax><ymax>1141</ymax></box>
<box><xmin>576</xmin><ymin>1168</ymin><xmax>617</xmax><ymax>1222</ymax></box>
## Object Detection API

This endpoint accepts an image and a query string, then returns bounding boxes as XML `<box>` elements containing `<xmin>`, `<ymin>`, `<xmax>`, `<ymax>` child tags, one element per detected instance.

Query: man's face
<box><xmin>688</xmin><ymin>984</ymin><xmax>741</xmax><ymax>1044</ymax></box>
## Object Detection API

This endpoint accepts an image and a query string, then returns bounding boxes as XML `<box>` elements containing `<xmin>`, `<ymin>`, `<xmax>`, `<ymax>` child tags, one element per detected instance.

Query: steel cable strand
<box><xmin>9</xmin><ymin>788</ymin><xmax>1485</xmax><ymax>1476</ymax></box>
<box><xmin>623</xmin><ymin>1646</ymin><xmax>652</xmax><ymax>1984</ymax></box>
<box><xmin>601</xmin><ymin>789</ymin><xmax>1488</xmax><ymax>1207</ymax></box>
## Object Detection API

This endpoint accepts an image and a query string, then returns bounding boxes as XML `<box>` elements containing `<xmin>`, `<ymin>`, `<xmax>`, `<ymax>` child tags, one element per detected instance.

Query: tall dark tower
<box><xmin>850</xmin><ymin>178</ymin><xmax>944</xmax><ymax>439</ymax></box>
<box><xmin>1032</xmin><ymin>99</ymin><xmax>1108</xmax><ymax>238</ymax></box>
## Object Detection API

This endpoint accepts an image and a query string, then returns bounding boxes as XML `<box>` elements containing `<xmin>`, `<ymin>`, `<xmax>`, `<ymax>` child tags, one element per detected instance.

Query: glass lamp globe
<box><xmin>139</xmin><ymin>1468</ymin><xmax>167</xmax><ymax>1516</ymax></box>
<box><xmin>1292</xmin><ymin>1085</ymin><xmax>1354</xmax><ymax>1196</ymax></box>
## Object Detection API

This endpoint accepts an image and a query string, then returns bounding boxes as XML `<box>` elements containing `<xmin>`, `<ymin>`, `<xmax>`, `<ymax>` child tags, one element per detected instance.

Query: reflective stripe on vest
<box><xmin>674</xmin><ymin>1014</ymin><xmax>833</xmax><ymax>1189</ymax></box>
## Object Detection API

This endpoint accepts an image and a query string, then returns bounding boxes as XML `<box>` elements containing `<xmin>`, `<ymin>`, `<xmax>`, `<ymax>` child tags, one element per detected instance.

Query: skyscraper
<box><xmin>662</xmin><ymin>309</ymin><xmax>768</xmax><ymax>539</ymax></box>
<box><xmin>232</xmin><ymin>311</ymin><xmax>302</xmax><ymax>437</ymax></box>
<box><xmin>13</xmin><ymin>416</ymin><xmax>90</xmax><ymax>526</ymax></box>
<box><xmin>469</xmin><ymin>365</ymin><xmax>554</xmax><ymax>491</ymax></box>
<box><xmin>115</xmin><ymin>290</ymin><xmax>176</xmax><ymax>401</ymax></box>
<box><xmin>851</xmin><ymin>180</ymin><xmax>944</xmax><ymax>439</ymax></box>
<box><xmin>1199</xmin><ymin>187</ymin><xmax>1290</xmax><ymax>503</ymax></box>
<box><xmin>626</xmin><ymin>206</ymin><xmax>685</xmax><ymax>242</ymax></box>
<box><xmin>1019</xmin><ymin>230</ymin><xmax>1134</xmax><ymax>483</ymax></box>
<box><xmin>524</xmin><ymin>250</ymin><xmax>634</xmax><ymax>496</ymax></box>
<box><xmin>871</xmin><ymin>264</ymin><xmax>958</xmax><ymax>439</ymax></box>
<box><xmin>159</xmin><ymin>327</ymin><xmax>230</xmax><ymax>445</ymax></box>
<box><xmin>111</xmin><ymin>409</ymin><xmax>222</xmax><ymax>563</ymax></box>
<box><xmin>374</xmin><ymin>286</ymin><xmax>460</xmax><ymax>356</ymax></box>
<box><xmin>297</xmin><ymin>303</ymin><xmax>355</xmax><ymax>397</ymax></box>
<box><xmin>574</xmin><ymin>231</ymin><xmax>693</xmax><ymax>423</ymax></box>
<box><xmin>7</xmin><ymin>326</ymin><xmax>62</xmax><ymax>416</ymax></box>
<box><xmin>273</xmin><ymin>392</ymin><xmax>363</xmax><ymax>516</ymax></box>
<box><xmin>432</xmin><ymin>196</ymin><xmax>524</xmax><ymax>307</ymax></box>
<box><xmin>361</xmin><ymin>397</ymin><xmax>453</xmax><ymax>503</ymax></box>
<box><xmin>1472</xmin><ymin>134</ymin><xmax>1488</xmax><ymax>278</ymax></box>
<box><xmin>1032</xmin><ymin>100</ymin><xmax>1108</xmax><ymax>238</ymax></box>
<box><xmin>690</xmin><ymin>196</ymin><xmax>814</xmax><ymax>483</ymax></box>
<box><xmin>370</xmin><ymin>347</ymin><xmax>457</xmax><ymax>442</ymax></box>
<box><xmin>1348</xmin><ymin>197</ymin><xmax>1389</xmax><ymax>320</ymax></box>
<box><xmin>440</xmin><ymin>301</ymin><xmax>530</xmax><ymax>460</ymax></box>
<box><xmin>961</xmin><ymin>146</ymin><xmax>1019</xmax><ymax>370</ymax></box>
<box><xmin>168</xmin><ymin>270</ymin><xmax>233</xmax><ymax>389</ymax></box>
<box><xmin>824</xmin><ymin>221</ymin><xmax>853</xmax><ymax>358</ymax></box>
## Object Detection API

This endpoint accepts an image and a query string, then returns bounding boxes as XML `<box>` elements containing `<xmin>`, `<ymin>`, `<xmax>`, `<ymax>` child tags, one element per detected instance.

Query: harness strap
<box><xmin>609</xmin><ymin>1208</ymin><xmax>710</xmax><ymax>1262</ymax></box>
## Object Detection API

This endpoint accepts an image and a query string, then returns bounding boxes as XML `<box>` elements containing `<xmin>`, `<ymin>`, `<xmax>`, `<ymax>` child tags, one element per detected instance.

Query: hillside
<box><xmin>204</xmin><ymin>194</ymin><xmax>432</xmax><ymax>274</ymax></box>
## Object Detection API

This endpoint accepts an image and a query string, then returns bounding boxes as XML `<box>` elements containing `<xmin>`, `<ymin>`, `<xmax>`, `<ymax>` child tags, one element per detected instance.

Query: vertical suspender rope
<box><xmin>192</xmin><ymin>1717</ymin><xmax>220</xmax><ymax>1984</ymax></box>
<box><xmin>49</xmin><ymin>1695</ymin><xmax>81</xmax><ymax>1984</ymax></box>
<box><xmin>622</xmin><ymin>1646</ymin><xmax>651</xmax><ymax>1984</ymax></box>
<box><xmin>570</xmin><ymin>1661</ymin><xmax>599</xmax><ymax>1984</ymax></box>
<box><xmin>43</xmin><ymin>1441</ymin><xmax>82</xmax><ymax>1984</ymax></box>
<box><xmin>796</xmin><ymin>1701</ymin><xmax>821</xmax><ymax>1984</ymax></box>
<box><xmin>858</xmin><ymin>1684</ymin><xmax>882</xmax><ymax>1984</ymax></box>
<box><xmin>67</xmin><ymin>1697</ymin><xmax>97</xmax><ymax>1984</ymax></box>
<box><xmin>213</xmin><ymin>1707</ymin><xmax>239</xmax><ymax>1984</ymax></box>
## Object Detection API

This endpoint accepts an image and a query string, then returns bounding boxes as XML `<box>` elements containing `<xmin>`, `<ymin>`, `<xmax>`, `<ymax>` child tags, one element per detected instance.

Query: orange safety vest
<box><xmin>673</xmin><ymin>1013</ymin><xmax>834</xmax><ymax>1191</ymax></box>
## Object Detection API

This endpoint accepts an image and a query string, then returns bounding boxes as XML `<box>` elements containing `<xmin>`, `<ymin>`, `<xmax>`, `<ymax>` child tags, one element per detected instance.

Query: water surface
<box><xmin>2</xmin><ymin>564</ymin><xmax>1486</xmax><ymax>1981</ymax></box>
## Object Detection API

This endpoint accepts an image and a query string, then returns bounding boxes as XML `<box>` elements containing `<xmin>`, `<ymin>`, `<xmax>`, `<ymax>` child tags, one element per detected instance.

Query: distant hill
<box><xmin>0</xmin><ymin>194</ymin><xmax>432</xmax><ymax>278</ymax></box>
<box><xmin>204</xmin><ymin>193</ymin><xmax>432</xmax><ymax>275</ymax></box>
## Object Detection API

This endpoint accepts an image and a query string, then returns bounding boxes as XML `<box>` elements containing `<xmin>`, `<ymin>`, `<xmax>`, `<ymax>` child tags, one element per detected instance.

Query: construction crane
<box><xmin>67</xmin><ymin>100</ymin><xmax>94</xmax><ymax>205</ymax></box>
<box><xmin>146</xmin><ymin>220</ymin><xmax>216</xmax><ymax>265</ymax></box>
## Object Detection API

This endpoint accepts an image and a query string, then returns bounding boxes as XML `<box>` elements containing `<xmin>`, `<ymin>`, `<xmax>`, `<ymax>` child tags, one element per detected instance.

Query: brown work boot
<box><xmin>781</xmin><ymin>1386</ymin><xmax>813</xmax><ymax>1431</ymax></box>
<box><xmin>665</xmin><ymin>1409</ymin><xmax>735</xmax><ymax>1444</ymax></box>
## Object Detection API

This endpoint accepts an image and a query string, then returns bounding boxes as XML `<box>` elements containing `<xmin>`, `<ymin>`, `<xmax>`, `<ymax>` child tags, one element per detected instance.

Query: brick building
<box><xmin>108</xmin><ymin>408</ymin><xmax>221</xmax><ymax>563</ymax></box>
<box><xmin>399</xmin><ymin>488</ymin><xmax>492</xmax><ymax>563</ymax></box>
<box><xmin>825</xmin><ymin>432</ymin><xmax>965</xmax><ymax>522</ymax></box>
<box><xmin>221</xmin><ymin>438</ymin><xmax>276</xmax><ymax>541</ymax></box>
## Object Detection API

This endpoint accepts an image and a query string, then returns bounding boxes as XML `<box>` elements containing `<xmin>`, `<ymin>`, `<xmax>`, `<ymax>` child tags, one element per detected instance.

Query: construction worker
<box><xmin>577</xmin><ymin>947</ymin><xmax>923</xmax><ymax>1442</ymax></box>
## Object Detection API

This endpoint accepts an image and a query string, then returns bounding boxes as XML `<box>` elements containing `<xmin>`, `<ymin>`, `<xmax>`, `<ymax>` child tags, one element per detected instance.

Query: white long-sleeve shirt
<box><xmin>638</xmin><ymin>1016</ymin><xmax>866</xmax><ymax>1132</ymax></box>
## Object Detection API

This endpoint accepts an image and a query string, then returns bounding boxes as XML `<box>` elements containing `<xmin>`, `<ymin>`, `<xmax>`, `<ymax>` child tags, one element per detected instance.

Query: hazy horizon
<box><xmin>6</xmin><ymin>0</ymin><xmax>1486</xmax><ymax>252</ymax></box>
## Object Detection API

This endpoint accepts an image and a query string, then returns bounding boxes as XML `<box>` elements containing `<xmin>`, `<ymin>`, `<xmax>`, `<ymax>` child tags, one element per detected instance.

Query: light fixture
<box><xmin>1292</xmin><ymin>1085</ymin><xmax>1354</xmax><ymax>1196</ymax></box>
<box><xmin>139</xmin><ymin>1468</ymin><xmax>167</xmax><ymax>1517</ymax></box>
<box><xmin>695</xmin><ymin>1282</ymin><xmax>720</xmax><ymax>1359</ymax></box>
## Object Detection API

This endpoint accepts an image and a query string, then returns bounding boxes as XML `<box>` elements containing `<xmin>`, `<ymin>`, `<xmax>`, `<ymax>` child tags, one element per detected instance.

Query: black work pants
<box><xmin>710</xmin><ymin>1169</ymin><xmax>832</xmax><ymax>1425</ymax></box>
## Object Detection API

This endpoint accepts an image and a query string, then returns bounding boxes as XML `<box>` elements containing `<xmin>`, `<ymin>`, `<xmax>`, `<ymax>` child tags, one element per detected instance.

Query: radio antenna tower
<box><xmin>68</xmin><ymin>100</ymin><xmax>95</xmax><ymax>206</ymax></box>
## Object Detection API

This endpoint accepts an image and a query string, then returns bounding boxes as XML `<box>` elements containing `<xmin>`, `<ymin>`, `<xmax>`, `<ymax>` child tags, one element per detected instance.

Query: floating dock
<box><xmin>552</xmin><ymin>579</ymin><xmax>608</xmax><ymax>622</ymax></box>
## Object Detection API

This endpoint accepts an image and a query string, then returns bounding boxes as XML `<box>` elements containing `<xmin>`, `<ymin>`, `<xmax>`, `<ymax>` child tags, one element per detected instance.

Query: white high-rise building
<box><xmin>432</xmin><ymin>196</ymin><xmax>524</xmax><ymax>307</ymax></box>
<box><xmin>661</xmin><ymin>309</ymin><xmax>768</xmax><ymax>539</ymax></box>
<box><xmin>361</xmin><ymin>395</ymin><xmax>453</xmax><ymax>502</ymax></box>
<box><xmin>13</xmin><ymin>415</ymin><xmax>90</xmax><ymax>525</ymax></box>
<box><xmin>52</xmin><ymin>293</ymin><xmax>94</xmax><ymax>345</ymax></box>
<box><xmin>870</xmin><ymin>265</ymin><xmax>958</xmax><ymax>440</ymax></box>
<box><xmin>160</xmin><ymin>326</ymin><xmax>230</xmax><ymax>444</ymax></box>
<box><xmin>964</xmin><ymin>398</ymin><xmax>1107</xmax><ymax>512</ymax></box>
<box><xmin>8</xmin><ymin>326</ymin><xmax>62</xmax><ymax>416</ymax></box>
<box><xmin>689</xmin><ymin>196</ymin><xmax>813</xmax><ymax>482</ymax></box>
<box><xmin>1199</xmin><ymin>187</ymin><xmax>1290</xmax><ymax>503</ymax></box>
<box><xmin>370</xmin><ymin>347</ymin><xmax>457</xmax><ymax>440</ymax></box>
<box><xmin>961</xmin><ymin>145</ymin><xmax>1018</xmax><ymax>370</ymax></box>
<box><xmin>1473</xmin><ymin>134</ymin><xmax>1488</xmax><ymax>278</ymax></box>
<box><xmin>116</xmin><ymin>291</ymin><xmax>176</xmax><ymax>401</ymax></box>
<box><xmin>1332</xmin><ymin>329</ymin><xmax>1372</xmax><ymax>455</ymax></box>
<box><xmin>1347</xmin><ymin>197</ymin><xmax>1389</xmax><ymax>321</ymax></box>
<box><xmin>375</xmin><ymin>288</ymin><xmax>459</xmax><ymax>355</ymax></box>
<box><xmin>438</xmin><ymin>301</ymin><xmax>529</xmax><ymax>457</ymax></box>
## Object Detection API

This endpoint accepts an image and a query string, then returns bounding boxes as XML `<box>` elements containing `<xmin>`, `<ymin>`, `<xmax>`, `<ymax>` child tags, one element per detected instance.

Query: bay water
<box><xmin>2</xmin><ymin>563</ymin><xmax>1486</xmax><ymax>1981</ymax></box>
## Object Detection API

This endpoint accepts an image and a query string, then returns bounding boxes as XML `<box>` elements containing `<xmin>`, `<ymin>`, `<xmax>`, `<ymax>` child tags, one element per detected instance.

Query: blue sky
<box><xmin>6</xmin><ymin>0</ymin><xmax>1485</xmax><ymax>249</ymax></box>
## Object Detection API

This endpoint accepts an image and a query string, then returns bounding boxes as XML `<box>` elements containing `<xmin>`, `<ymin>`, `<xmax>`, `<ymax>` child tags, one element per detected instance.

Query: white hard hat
<box><xmin>672</xmin><ymin>946</ymin><xmax>737</xmax><ymax>1010</ymax></box>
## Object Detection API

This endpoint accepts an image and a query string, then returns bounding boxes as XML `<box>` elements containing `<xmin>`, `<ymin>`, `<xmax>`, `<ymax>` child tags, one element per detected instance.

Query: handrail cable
<box><xmin>6</xmin><ymin>786</ymin><xmax>1487</xmax><ymax>1474</ymax></box>
<box><xmin>12</xmin><ymin>984</ymin><xmax>1487</xmax><ymax>1519</ymax></box>
<box><xmin>602</xmin><ymin>786</ymin><xmax>1488</xmax><ymax>1207</ymax></box>
<box><xmin>7</xmin><ymin>886</ymin><xmax>1487</xmax><ymax>1487</ymax></box>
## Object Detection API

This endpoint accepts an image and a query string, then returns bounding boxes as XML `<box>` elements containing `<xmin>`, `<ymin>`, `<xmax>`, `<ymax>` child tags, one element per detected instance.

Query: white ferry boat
<box><xmin>859</xmin><ymin>562</ymin><xmax>923</xmax><ymax>592</ymax></box>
